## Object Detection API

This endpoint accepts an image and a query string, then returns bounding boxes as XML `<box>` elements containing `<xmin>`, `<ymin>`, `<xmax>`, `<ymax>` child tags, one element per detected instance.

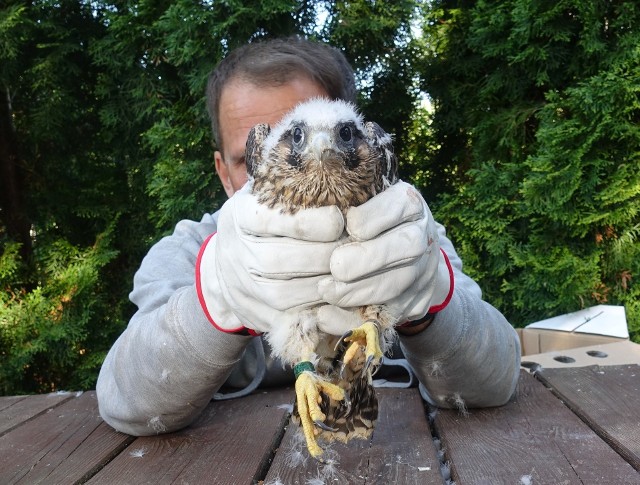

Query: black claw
<box><xmin>364</xmin><ymin>355</ymin><xmax>374</xmax><ymax>372</ymax></box>
<box><xmin>334</xmin><ymin>329</ymin><xmax>353</xmax><ymax>354</ymax></box>
<box><xmin>364</xmin><ymin>354</ymin><xmax>384</xmax><ymax>374</ymax></box>
<box><xmin>343</xmin><ymin>394</ymin><xmax>352</xmax><ymax>414</ymax></box>
<box><xmin>314</xmin><ymin>420</ymin><xmax>338</xmax><ymax>432</ymax></box>
<box><xmin>340</xmin><ymin>329</ymin><xmax>353</xmax><ymax>342</ymax></box>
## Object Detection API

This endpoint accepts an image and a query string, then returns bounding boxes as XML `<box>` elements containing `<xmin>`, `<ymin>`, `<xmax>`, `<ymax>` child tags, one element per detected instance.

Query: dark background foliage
<box><xmin>1</xmin><ymin>0</ymin><xmax>638</xmax><ymax>394</ymax></box>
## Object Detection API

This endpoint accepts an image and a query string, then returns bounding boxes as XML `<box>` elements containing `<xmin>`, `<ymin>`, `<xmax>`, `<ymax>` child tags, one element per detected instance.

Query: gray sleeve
<box><xmin>96</xmin><ymin>214</ymin><xmax>251</xmax><ymax>436</ymax></box>
<box><xmin>400</xmin><ymin>224</ymin><xmax>521</xmax><ymax>409</ymax></box>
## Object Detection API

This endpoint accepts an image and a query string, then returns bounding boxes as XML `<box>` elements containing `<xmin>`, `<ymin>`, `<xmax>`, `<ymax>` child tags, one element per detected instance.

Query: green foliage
<box><xmin>401</xmin><ymin>102</ymin><xmax>440</xmax><ymax>204</ymax></box>
<box><xmin>323</xmin><ymin>0</ymin><xmax>422</xmax><ymax>172</ymax></box>
<box><xmin>2</xmin><ymin>0</ymin><xmax>638</xmax><ymax>396</ymax></box>
<box><xmin>420</xmin><ymin>0</ymin><xmax>640</xmax><ymax>340</ymax></box>
<box><xmin>0</xmin><ymin>0</ymin><xmax>422</xmax><ymax>394</ymax></box>
<box><xmin>0</xmin><ymin>0</ymin><xmax>133</xmax><ymax>393</ymax></box>
<box><xmin>0</xmin><ymin>227</ymin><xmax>120</xmax><ymax>394</ymax></box>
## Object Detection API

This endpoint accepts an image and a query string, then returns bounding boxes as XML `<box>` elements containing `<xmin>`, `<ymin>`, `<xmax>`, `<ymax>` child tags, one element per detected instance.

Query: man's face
<box><xmin>215</xmin><ymin>77</ymin><xmax>330</xmax><ymax>197</ymax></box>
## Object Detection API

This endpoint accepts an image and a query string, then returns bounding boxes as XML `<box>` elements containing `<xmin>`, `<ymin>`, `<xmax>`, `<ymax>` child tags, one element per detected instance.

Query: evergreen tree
<box><xmin>0</xmin><ymin>0</ymin><xmax>125</xmax><ymax>393</ymax></box>
<box><xmin>419</xmin><ymin>0</ymin><xmax>640</xmax><ymax>340</ymax></box>
<box><xmin>3</xmin><ymin>0</ymin><xmax>639</xmax><ymax>395</ymax></box>
<box><xmin>0</xmin><ymin>0</ymin><xmax>421</xmax><ymax>394</ymax></box>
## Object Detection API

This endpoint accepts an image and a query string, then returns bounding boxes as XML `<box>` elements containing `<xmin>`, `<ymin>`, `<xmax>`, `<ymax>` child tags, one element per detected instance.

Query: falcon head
<box><xmin>246</xmin><ymin>98</ymin><xmax>397</xmax><ymax>213</ymax></box>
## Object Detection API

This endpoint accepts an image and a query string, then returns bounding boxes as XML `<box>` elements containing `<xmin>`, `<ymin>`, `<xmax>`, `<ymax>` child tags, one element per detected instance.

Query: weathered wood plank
<box><xmin>264</xmin><ymin>388</ymin><xmax>442</xmax><ymax>484</ymax></box>
<box><xmin>433</xmin><ymin>370</ymin><xmax>639</xmax><ymax>484</ymax></box>
<box><xmin>536</xmin><ymin>364</ymin><xmax>640</xmax><ymax>472</ymax></box>
<box><xmin>0</xmin><ymin>391</ymin><xmax>133</xmax><ymax>484</ymax></box>
<box><xmin>0</xmin><ymin>395</ymin><xmax>26</xmax><ymax>412</ymax></box>
<box><xmin>0</xmin><ymin>392</ymin><xmax>74</xmax><ymax>436</ymax></box>
<box><xmin>87</xmin><ymin>388</ymin><xmax>294</xmax><ymax>485</ymax></box>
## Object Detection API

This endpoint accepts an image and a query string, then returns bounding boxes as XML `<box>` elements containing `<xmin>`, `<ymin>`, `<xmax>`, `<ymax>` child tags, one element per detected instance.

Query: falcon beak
<box><xmin>309</xmin><ymin>132</ymin><xmax>340</xmax><ymax>166</ymax></box>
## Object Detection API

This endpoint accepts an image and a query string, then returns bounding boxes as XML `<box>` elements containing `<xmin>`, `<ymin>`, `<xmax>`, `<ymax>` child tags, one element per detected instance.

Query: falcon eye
<box><xmin>292</xmin><ymin>126</ymin><xmax>304</xmax><ymax>144</ymax></box>
<box><xmin>339</xmin><ymin>125</ymin><xmax>352</xmax><ymax>142</ymax></box>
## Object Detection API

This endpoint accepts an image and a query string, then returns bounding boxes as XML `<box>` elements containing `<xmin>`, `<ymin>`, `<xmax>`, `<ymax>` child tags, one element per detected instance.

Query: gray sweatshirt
<box><xmin>97</xmin><ymin>212</ymin><xmax>521</xmax><ymax>436</ymax></box>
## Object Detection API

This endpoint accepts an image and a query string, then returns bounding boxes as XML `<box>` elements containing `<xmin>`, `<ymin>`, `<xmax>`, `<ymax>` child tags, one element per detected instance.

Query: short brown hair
<box><xmin>206</xmin><ymin>37</ymin><xmax>356</xmax><ymax>150</ymax></box>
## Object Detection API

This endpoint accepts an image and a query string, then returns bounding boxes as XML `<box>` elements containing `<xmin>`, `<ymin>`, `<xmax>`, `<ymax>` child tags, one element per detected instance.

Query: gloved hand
<box><xmin>196</xmin><ymin>183</ymin><xmax>346</xmax><ymax>335</ymax></box>
<box><xmin>317</xmin><ymin>181</ymin><xmax>453</xmax><ymax>334</ymax></box>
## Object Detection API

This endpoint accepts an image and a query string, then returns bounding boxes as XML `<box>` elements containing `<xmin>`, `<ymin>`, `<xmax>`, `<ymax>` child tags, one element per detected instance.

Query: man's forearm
<box><xmin>400</xmin><ymin>287</ymin><xmax>521</xmax><ymax>409</ymax></box>
<box><xmin>97</xmin><ymin>287</ymin><xmax>249</xmax><ymax>435</ymax></box>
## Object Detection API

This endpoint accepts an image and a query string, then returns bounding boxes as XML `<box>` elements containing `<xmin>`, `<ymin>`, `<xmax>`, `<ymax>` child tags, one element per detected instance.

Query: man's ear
<box><xmin>215</xmin><ymin>151</ymin><xmax>234</xmax><ymax>198</ymax></box>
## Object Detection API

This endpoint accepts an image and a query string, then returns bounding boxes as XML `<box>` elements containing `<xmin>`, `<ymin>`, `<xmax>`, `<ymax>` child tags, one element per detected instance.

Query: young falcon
<box><xmin>245</xmin><ymin>98</ymin><xmax>399</xmax><ymax>459</ymax></box>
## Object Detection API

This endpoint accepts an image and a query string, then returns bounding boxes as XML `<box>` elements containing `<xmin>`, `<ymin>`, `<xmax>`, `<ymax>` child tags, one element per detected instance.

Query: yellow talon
<box><xmin>343</xmin><ymin>320</ymin><xmax>383</xmax><ymax>368</ymax></box>
<box><xmin>295</xmin><ymin>370</ymin><xmax>346</xmax><ymax>458</ymax></box>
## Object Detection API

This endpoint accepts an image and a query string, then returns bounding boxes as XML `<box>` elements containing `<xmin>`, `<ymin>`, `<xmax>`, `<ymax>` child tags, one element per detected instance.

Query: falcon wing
<box><xmin>364</xmin><ymin>121</ymin><xmax>398</xmax><ymax>187</ymax></box>
<box><xmin>245</xmin><ymin>123</ymin><xmax>271</xmax><ymax>176</ymax></box>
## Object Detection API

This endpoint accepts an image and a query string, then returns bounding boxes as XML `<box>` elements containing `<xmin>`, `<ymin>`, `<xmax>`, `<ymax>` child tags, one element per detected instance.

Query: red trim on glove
<box><xmin>195</xmin><ymin>233</ymin><xmax>259</xmax><ymax>337</ymax></box>
<box><xmin>427</xmin><ymin>248</ymin><xmax>455</xmax><ymax>314</ymax></box>
<box><xmin>398</xmin><ymin>248</ymin><xmax>456</xmax><ymax>329</ymax></box>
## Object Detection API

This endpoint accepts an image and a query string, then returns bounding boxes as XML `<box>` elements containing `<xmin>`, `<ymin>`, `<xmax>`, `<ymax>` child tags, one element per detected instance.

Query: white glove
<box><xmin>196</xmin><ymin>183</ymin><xmax>347</xmax><ymax>335</ymax></box>
<box><xmin>317</xmin><ymin>181</ymin><xmax>453</xmax><ymax>333</ymax></box>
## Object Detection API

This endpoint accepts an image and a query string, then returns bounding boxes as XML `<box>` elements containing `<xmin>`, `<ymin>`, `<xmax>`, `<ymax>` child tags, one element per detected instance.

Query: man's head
<box><xmin>206</xmin><ymin>37</ymin><xmax>356</xmax><ymax>197</ymax></box>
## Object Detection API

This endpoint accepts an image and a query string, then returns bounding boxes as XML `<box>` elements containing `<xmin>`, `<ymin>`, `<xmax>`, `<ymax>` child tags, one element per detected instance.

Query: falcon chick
<box><xmin>245</xmin><ymin>98</ymin><xmax>399</xmax><ymax>459</ymax></box>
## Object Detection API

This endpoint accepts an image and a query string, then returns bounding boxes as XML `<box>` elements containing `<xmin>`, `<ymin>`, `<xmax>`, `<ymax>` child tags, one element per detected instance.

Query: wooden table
<box><xmin>1</xmin><ymin>365</ymin><xmax>639</xmax><ymax>484</ymax></box>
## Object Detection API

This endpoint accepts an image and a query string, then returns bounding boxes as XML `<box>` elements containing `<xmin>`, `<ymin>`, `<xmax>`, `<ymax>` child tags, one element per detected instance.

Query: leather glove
<box><xmin>317</xmin><ymin>181</ymin><xmax>454</xmax><ymax>334</ymax></box>
<box><xmin>196</xmin><ymin>183</ymin><xmax>345</xmax><ymax>335</ymax></box>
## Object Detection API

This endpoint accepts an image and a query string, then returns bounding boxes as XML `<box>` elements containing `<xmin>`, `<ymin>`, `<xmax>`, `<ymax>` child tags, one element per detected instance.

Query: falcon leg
<box><xmin>294</xmin><ymin>362</ymin><xmax>348</xmax><ymax>458</ymax></box>
<box><xmin>338</xmin><ymin>319</ymin><xmax>383</xmax><ymax>373</ymax></box>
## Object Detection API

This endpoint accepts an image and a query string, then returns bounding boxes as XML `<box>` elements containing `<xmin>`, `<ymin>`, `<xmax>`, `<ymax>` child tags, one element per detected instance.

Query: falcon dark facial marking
<box><xmin>244</xmin><ymin>98</ymin><xmax>397</xmax><ymax>214</ymax></box>
<box><xmin>281</xmin><ymin>122</ymin><xmax>307</xmax><ymax>168</ymax></box>
<box><xmin>292</xmin><ymin>125</ymin><xmax>305</xmax><ymax>145</ymax></box>
<box><xmin>339</xmin><ymin>124</ymin><xmax>352</xmax><ymax>142</ymax></box>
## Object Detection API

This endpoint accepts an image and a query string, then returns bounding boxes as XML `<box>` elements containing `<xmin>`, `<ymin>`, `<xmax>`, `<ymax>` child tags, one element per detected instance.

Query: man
<box><xmin>97</xmin><ymin>37</ymin><xmax>521</xmax><ymax>436</ymax></box>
